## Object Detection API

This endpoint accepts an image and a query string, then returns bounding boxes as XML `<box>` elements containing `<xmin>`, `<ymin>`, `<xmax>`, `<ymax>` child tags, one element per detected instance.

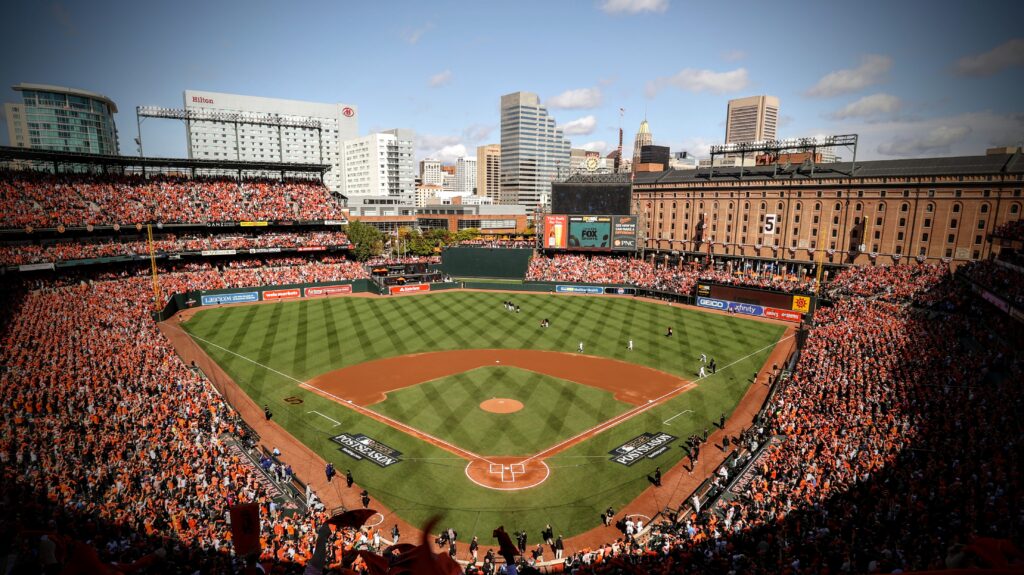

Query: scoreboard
<box><xmin>543</xmin><ymin>214</ymin><xmax>636</xmax><ymax>251</ymax></box>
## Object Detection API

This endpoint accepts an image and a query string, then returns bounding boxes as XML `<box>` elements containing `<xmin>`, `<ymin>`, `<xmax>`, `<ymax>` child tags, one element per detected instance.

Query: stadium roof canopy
<box><xmin>634</xmin><ymin>152</ymin><xmax>1024</xmax><ymax>185</ymax></box>
<box><xmin>0</xmin><ymin>146</ymin><xmax>331</xmax><ymax>174</ymax></box>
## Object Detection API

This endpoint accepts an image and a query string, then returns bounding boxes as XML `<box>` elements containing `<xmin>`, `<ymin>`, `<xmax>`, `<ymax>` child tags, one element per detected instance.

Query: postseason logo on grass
<box><xmin>330</xmin><ymin>433</ymin><xmax>403</xmax><ymax>467</ymax></box>
<box><xmin>608</xmin><ymin>432</ymin><xmax>677</xmax><ymax>466</ymax></box>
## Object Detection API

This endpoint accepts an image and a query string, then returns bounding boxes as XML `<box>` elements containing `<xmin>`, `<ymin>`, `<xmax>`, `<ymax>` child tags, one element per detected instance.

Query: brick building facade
<box><xmin>632</xmin><ymin>151</ymin><xmax>1024</xmax><ymax>268</ymax></box>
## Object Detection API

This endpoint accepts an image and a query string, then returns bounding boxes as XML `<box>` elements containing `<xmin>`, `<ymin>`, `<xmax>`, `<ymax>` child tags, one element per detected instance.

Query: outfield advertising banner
<box><xmin>556</xmin><ymin>285</ymin><xmax>604</xmax><ymax>294</ymax></box>
<box><xmin>263</xmin><ymin>288</ymin><xmax>301</xmax><ymax>300</ymax></box>
<box><xmin>390</xmin><ymin>284</ymin><xmax>430</xmax><ymax>295</ymax></box>
<box><xmin>791</xmin><ymin>295</ymin><xmax>812</xmax><ymax>313</ymax></box>
<box><xmin>763</xmin><ymin>307</ymin><xmax>803</xmax><ymax>322</ymax></box>
<box><xmin>611</xmin><ymin>216</ymin><xmax>638</xmax><ymax>251</ymax></box>
<box><xmin>727</xmin><ymin>301</ymin><xmax>765</xmax><ymax>317</ymax></box>
<box><xmin>696</xmin><ymin>284</ymin><xmax>712</xmax><ymax>297</ymax></box>
<box><xmin>696</xmin><ymin>296</ymin><xmax>728</xmax><ymax>311</ymax></box>
<box><xmin>543</xmin><ymin>215</ymin><xmax>568</xmax><ymax>249</ymax></box>
<box><xmin>304</xmin><ymin>285</ymin><xmax>353</xmax><ymax>297</ymax></box>
<box><xmin>568</xmin><ymin>216</ymin><xmax>612</xmax><ymax>249</ymax></box>
<box><xmin>604</xmin><ymin>287</ymin><xmax>636</xmax><ymax>295</ymax></box>
<box><xmin>331</xmin><ymin>433</ymin><xmax>403</xmax><ymax>467</ymax></box>
<box><xmin>609</xmin><ymin>432</ymin><xmax>677</xmax><ymax>466</ymax></box>
<box><xmin>201</xmin><ymin>291</ymin><xmax>259</xmax><ymax>305</ymax></box>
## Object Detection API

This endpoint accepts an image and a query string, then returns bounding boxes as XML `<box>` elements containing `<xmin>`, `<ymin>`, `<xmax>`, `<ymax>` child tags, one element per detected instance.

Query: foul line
<box><xmin>188</xmin><ymin>333</ymin><xmax>307</xmax><ymax>385</ymax></box>
<box><xmin>187</xmin><ymin>331</ymin><xmax>491</xmax><ymax>464</ymax></box>
<box><xmin>522</xmin><ymin>333</ymin><xmax>795</xmax><ymax>464</ymax></box>
<box><xmin>663</xmin><ymin>410</ymin><xmax>693</xmax><ymax>425</ymax></box>
<box><xmin>301</xmin><ymin>381</ymin><xmax>492</xmax><ymax>465</ymax></box>
<box><xmin>186</xmin><ymin>330</ymin><xmax>793</xmax><ymax>475</ymax></box>
<box><xmin>308</xmin><ymin>410</ymin><xmax>342</xmax><ymax>426</ymax></box>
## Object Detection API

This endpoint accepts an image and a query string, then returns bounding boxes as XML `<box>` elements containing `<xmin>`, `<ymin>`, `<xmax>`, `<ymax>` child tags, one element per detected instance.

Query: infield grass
<box><xmin>370</xmin><ymin>366</ymin><xmax>633</xmax><ymax>456</ymax></box>
<box><xmin>182</xmin><ymin>291</ymin><xmax>787</xmax><ymax>542</ymax></box>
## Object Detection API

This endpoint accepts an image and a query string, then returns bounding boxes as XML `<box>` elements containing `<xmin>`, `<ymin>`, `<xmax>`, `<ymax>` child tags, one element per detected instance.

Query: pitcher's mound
<box><xmin>480</xmin><ymin>398</ymin><xmax>524</xmax><ymax>413</ymax></box>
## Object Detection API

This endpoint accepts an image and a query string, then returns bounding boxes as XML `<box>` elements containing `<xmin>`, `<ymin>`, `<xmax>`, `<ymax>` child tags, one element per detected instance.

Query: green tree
<box><xmin>344</xmin><ymin>220</ymin><xmax>384</xmax><ymax>261</ymax></box>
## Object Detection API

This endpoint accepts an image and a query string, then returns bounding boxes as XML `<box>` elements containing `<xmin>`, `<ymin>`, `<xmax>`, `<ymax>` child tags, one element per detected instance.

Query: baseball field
<box><xmin>180</xmin><ymin>291</ymin><xmax>788</xmax><ymax>541</ymax></box>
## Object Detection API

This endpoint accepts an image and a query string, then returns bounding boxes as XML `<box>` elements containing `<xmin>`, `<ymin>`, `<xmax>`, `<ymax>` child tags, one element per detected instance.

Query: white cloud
<box><xmin>560</xmin><ymin>115</ymin><xmax>598</xmax><ymax>136</ymax></box>
<box><xmin>721</xmin><ymin>49</ymin><xmax>746</xmax><ymax>62</ymax></box>
<box><xmin>645</xmin><ymin>68</ymin><xmax>748</xmax><ymax>97</ymax></box>
<box><xmin>462</xmin><ymin>124</ymin><xmax>495</xmax><ymax>143</ymax></box>
<box><xmin>580</xmin><ymin>141</ymin><xmax>610</xmax><ymax>154</ymax></box>
<box><xmin>403</xmin><ymin>23</ymin><xmax>433</xmax><ymax>44</ymax></box>
<box><xmin>877</xmin><ymin>125</ymin><xmax>971</xmax><ymax>157</ymax></box>
<box><xmin>954</xmin><ymin>38</ymin><xmax>1024</xmax><ymax>77</ymax></box>
<box><xmin>829</xmin><ymin>93</ymin><xmax>901</xmax><ymax>120</ymax></box>
<box><xmin>600</xmin><ymin>0</ymin><xmax>668</xmax><ymax>14</ymax></box>
<box><xmin>547</xmin><ymin>88</ymin><xmax>603</xmax><ymax>109</ymax></box>
<box><xmin>433</xmin><ymin>144</ymin><xmax>468</xmax><ymax>164</ymax></box>
<box><xmin>428</xmin><ymin>70</ymin><xmax>452</xmax><ymax>88</ymax></box>
<box><xmin>415</xmin><ymin>125</ymin><xmax>498</xmax><ymax>163</ymax></box>
<box><xmin>820</xmin><ymin>111</ymin><xmax>1024</xmax><ymax>159</ymax></box>
<box><xmin>806</xmin><ymin>54</ymin><xmax>892</xmax><ymax>98</ymax></box>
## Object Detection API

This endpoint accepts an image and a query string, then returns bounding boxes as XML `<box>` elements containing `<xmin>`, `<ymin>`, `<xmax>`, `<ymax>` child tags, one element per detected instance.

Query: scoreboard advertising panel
<box><xmin>568</xmin><ymin>216</ymin><xmax>611</xmax><ymax>249</ymax></box>
<box><xmin>545</xmin><ymin>214</ymin><xmax>636</xmax><ymax>251</ymax></box>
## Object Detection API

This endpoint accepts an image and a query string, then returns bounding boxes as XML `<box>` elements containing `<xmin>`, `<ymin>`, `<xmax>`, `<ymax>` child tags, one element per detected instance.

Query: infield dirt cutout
<box><xmin>300</xmin><ymin>349</ymin><xmax>697</xmax><ymax>490</ymax></box>
<box><xmin>480</xmin><ymin>398</ymin><xmax>524</xmax><ymax>413</ymax></box>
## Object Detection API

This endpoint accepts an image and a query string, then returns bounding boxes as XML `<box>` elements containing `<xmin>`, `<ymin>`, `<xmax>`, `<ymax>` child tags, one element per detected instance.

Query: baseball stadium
<box><xmin>1</xmin><ymin>141</ymin><xmax>1022</xmax><ymax>575</ymax></box>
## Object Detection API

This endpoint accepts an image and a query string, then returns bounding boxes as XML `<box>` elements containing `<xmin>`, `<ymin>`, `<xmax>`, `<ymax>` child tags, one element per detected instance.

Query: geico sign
<box><xmin>697</xmin><ymin>297</ymin><xmax>727</xmax><ymax>310</ymax></box>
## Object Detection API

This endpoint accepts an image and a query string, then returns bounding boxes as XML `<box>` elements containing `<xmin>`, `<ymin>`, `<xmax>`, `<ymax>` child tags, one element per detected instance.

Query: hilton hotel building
<box><xmin>183</xmin><ymin>90</ymin><xmax>358</xmax><ymax>194</ymax></box>
<box><xmin>632</xmin><ymin>149</ymin><xmax>1024</xmax><ymax>268</ymax></box>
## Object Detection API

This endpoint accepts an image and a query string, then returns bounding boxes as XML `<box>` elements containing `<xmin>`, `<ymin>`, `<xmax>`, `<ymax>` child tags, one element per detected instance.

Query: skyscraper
<box><xmin>631</xmin><ymin>119</ymin><xmax>652</xmax><ymax>168</ymax></box>
<box><xmin>5</xmin><ymin>83</ymin><xmax>119</xmax><ymax>154</ymax></box>
<box><xmin>499</xmin><ymin>92</ymin><xmax>571</xmax><ymax>210</ymax></box>
<box><xmin>725</xmin><ymin>95</ymin><xmax>779</xmax><ymax>144</ymax></box>
<box><xmin>476</xmin><ymin>144</ymin><xmax>501</xmax><ymax>200</ymax></box>
<box><xmin>341</xmin><ymin>129</ymin><xmax>415</xmax><ymax>197</ymax></box>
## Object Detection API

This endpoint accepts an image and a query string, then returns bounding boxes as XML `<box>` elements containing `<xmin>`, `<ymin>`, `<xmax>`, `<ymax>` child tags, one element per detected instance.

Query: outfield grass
<box><xmin>370</xmin><ymin>366</ymin><xmax>633</xmax><ymax>456</ymax></box>
<box><xmin>182</xmin><ymin>292</ymin><xmax>786</xmax><ymax>541</ymax></box>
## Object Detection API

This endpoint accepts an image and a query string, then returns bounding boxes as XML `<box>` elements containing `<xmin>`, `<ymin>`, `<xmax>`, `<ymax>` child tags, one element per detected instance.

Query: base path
<box><xmin>305</xmin><ymin>348</ymin><xmax>688</xmax><ymax>406</ymax></box>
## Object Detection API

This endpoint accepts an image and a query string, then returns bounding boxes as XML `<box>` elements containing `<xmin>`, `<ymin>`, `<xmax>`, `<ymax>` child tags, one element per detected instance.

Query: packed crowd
<box><xmin>695</xmin><ymin>268</ymin><xmax>816</xmax><ymax>294</ymax></box>
<box><xmin>455</xmin><ymin>239</ymin><xmax>535</xmax><ymax>248</ymax></box>
<box><xmin>0</xmin><ymin>172</ymin><xmax>345</xmax><ymax>229</ymax></box>
<box><xmin>558</xmin><ymin>279</ymin><xmax>1023</xmax><ymax>573</ymax></box>
<box><xmin>0</xmin><ymin>231</ymin><xmax>351</xmax><ymax>266</ymax></box>
<box><xmin>992</xmin><ymin>219</ymin><xmax>1024</xmax><ymax>241</ymax></box>
<box><xmin>527</xmin><ymin>254</ymin><xmax>819</xmax><ymax>295</ymax></box>
<box><xmin>827</xmin><ymin>262</ymin><xmax>950</xmax><ymax>301</ymax></box>
<box><xmin>960</xmin><ymin>259</ymin><xmax>1024</xmax><ymax>308</ymax></box>
<box><xmin>2</xmin><ymin>239</ymin><xmax>1021</xmax><ymax>573</ymax></box>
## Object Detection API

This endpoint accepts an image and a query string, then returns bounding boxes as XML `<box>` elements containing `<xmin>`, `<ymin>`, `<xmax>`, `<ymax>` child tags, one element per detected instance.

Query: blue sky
<box><xmin>2</xmin><ymin>0</ymin><xmax>1022</xmax><ymax>163</ymax></box>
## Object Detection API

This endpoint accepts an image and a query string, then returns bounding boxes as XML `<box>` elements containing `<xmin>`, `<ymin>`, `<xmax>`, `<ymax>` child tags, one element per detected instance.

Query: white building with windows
<box><xmin>454</xmin><ymin>156</ymin><xmax>477</xmax><ymax>195</ymax></box>
<box><xmin>183</xmin><ymin>90</ymin><xmax>357</xmax><ymax>194</ymax></box>
<box><xmin>419</xmin><ymin>158</ymin><xmax>443</xmax><ymax>186</ymax></box>
<box><xmin>341</xmin><ymin>129</ymin><xmax>416</xmax><ymax>197</ymax></box>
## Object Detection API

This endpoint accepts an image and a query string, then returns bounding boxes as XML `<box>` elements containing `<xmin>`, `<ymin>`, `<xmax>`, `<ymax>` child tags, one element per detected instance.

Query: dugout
<box><xmin>439</xmin><ymin>247</ymin><xmax>533</xmax><ymax>279</ymax></box>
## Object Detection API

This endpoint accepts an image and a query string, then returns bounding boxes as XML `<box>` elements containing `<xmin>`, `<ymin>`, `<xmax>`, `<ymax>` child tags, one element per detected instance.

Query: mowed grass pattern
<box><xmin>370</xmin><ymin>366</ymin><xmax>633</xmax><ymax>456</ymax></box>
<box><xmin>183</xmin><ymin>292</ymin><xmax>787</xmax><ymax>539</ymax></box>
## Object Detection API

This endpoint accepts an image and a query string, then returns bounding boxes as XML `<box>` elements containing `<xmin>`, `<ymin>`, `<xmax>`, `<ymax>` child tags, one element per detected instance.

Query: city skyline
<box><xmin>1</xmin><ymin>0</ymin><xmax>1022</xmax><ymax>166</ymax></box>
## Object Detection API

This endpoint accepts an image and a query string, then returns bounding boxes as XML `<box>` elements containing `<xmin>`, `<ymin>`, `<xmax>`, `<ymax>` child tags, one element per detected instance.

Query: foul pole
<box><xmin>147</xmin><ymin>224</ymin><xmax>162</xmax><ymax>313</ymax></box>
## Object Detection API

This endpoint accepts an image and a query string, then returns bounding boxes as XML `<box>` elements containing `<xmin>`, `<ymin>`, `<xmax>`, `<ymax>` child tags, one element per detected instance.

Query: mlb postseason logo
<box><xmin>331</xmin><ymin>433</ymin><xmax>403</xmax><ymax>467</ymax></box>
<box><xmin>608</xmin><ymin>432</ymin><xmax>677</xmax><ymax>466</ymax></box>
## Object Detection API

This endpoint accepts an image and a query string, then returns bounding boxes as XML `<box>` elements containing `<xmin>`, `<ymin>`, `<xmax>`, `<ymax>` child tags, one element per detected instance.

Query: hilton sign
<box><xmin>191</xmin><ymin>96</ymin><xmax>214</xmax><ymax>104</ymax></box>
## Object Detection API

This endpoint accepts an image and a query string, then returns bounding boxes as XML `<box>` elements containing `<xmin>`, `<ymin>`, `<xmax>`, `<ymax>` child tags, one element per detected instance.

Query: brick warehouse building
<box><xmin>632</xmin><ymin>148</ymin><xmax>1024</xmax><ymax>269</ymax></box>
